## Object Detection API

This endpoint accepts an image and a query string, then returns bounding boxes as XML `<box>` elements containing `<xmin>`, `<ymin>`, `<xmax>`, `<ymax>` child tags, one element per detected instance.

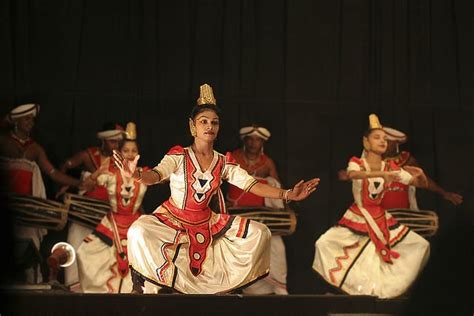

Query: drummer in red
<box><xmin>0</xmin><ymin>103</ymin><xmax>85</xmax><ymax>283</ymax></box>
<box><xmin>227</xmin><ymin>124</ymin><xmax>289</xmax><ymax>295</ymax></box>
<box><xmin>59</xmin><ymin>121</ymin><xmax>123</xmax><ymax>291</ymax></box>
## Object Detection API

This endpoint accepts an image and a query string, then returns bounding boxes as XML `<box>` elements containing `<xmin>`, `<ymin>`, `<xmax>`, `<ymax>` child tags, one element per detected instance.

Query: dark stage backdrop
<box><xmin>1</xmin><ymin>0</ymin><xmax>472</xmax><ymax>295</ymax></box>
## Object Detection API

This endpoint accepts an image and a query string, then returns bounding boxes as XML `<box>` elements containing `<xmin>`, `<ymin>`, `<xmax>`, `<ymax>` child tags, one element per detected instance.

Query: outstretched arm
<box><xmin>249</xmin><ymin>178</ymin><xmax>320</xmax><ymax>202</ymax></box>
<box><xmin>35</xmin><ymin>144</ymin><xmax>82</xmax><ymax>188</ymax></box>
<box><xmin>406</xmin><ymin>156</ymin><xmax>463</xmax><ymax>205</ymax></box>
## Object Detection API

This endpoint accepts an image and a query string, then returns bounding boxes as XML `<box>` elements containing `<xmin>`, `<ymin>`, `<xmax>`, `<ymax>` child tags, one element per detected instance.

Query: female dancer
<box><xmin>115</xmin><ymin>84</ymin><xmax>320</xmax><ymax>294</ymax></box>
<box><xmin>313</xmin><ymin>114</ymin><xmax>430</xmax><ymax>298</ymax></box>
<box><xmin>76</xmin><ymin>122</ymin><xmax>147</xmax><ymax>293</ymax></box>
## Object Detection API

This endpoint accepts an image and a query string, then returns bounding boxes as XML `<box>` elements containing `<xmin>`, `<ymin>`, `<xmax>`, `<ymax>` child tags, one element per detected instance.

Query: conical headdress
<box><xmin>196</xmin><ymin>84</ymin><xmax>217</xmax><ymax>106</ymax></box>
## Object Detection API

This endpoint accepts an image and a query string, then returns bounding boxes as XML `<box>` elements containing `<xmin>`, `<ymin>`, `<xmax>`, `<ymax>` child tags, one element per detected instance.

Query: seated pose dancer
<box><xmin>76</xmin><ymin>122</ymin><xmax>148</xmax><ymax>293</ymax></box>
<box><xmin>313</xmin><ymin>114</ymin><xmax>430</xmax><ymax>299</ymax></box>
<box><xmin>115</xmin><ymin>84</ymin><xmax>320</xmax><ymax>294</ymax></box>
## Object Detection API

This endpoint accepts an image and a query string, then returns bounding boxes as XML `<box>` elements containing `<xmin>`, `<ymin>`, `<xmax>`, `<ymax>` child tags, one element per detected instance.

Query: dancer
<box><xmin>116</xmin><ymin>84</ymin><xmax>320</xmax><ymax>294</ymax></box>
<box><xmin>76</xmin><ymin>122</ymin><xmax>147</xmax><ymax>293</ymax></box>
<box><xmin>313</xmin><ymin>114</ymin><xmax>430</xmax><ymax>298</ymax></box>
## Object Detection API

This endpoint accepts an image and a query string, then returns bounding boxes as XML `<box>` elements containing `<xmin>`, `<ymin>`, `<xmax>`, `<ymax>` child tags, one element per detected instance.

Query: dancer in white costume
<box><xmin>227</xmin><ymin>124</ymin><xmax>289</xmax><ymax>295</ymax></box>
<box><xmin>313</xmin><ymin>114</ymin><xmax>430</xmax><ymax>299</ymax></box>
<box><xmin>115</xmin><ymin>84</ymin><xmax>320</xmax><ymax>294</ymax></box>
<box><xmin>76</xmin><ymin>122</ymin><xmax>147</xmax><ymax>293</ymax></box>
<box><xmin>59</xmin><ymin>122</ymin><xmax>123</xmax><ymax>291</ymax></box>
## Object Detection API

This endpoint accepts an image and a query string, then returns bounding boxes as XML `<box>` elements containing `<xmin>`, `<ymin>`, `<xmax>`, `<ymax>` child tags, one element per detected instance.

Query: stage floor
<box><xmin>0</xmin><ymin>290</ymin><xmax>409</xmax><ymax>316</ymax></box>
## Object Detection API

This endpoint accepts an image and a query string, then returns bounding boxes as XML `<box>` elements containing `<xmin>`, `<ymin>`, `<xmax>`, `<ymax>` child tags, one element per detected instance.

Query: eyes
<box><xmin>196</xmin><ymin>118</ymin><xmax>219</xmax><ymax>126</ymax></box>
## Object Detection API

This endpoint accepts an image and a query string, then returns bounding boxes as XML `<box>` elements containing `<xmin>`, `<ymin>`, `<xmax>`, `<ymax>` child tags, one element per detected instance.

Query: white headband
<box><xmin>383</xmin><ymin>127</ymin><xmax>407</xmax><ymax>144</ymax></box>
<box><xmin>239</xmin><ymin>126</ymin><xmax>271</xmax><ymax>141</ymax></box>
<box><xmin>97</xmin><ymin>129</ymin><xmax>124</xmax><ymax>140</ymax></box>
<box><xmin>9</xmin><ymin>103</ymin><xmax>40</xmax><ymax>121</ymax></box>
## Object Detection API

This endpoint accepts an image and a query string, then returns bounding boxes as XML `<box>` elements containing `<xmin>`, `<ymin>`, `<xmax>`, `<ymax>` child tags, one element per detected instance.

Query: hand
<box><xmin>55</xmin><ymin>185</ymin><xmax>69</xmax><ymax>199</ymax></box>
<box><xmin>79</xmin><ymin>177</ymin><xmax>96</xmax><ymax>192</ymax></box>
<box><xmin>288</xmin><ymin>178</ymin><xmax>320</xmax><ymax>201</ymax></box>
<box><xmin>338</xmin><ymin>170</ymin><xmax>349</xmax><ymax>181</ymax></box>
<box><xmin>442</xmin><ymin>191</ymin><xmax>463</xmax><ymax>205</ymax></box>
<box><xmin>403</xmin><ymin>166</ymin><xmax>428</xmax><ymax>188</ymax></box>
<box><xmin>383</xmin><ymin>171</ymin><xmax>401</xmax><ymax>183</ymax></box>
<box><xmin>113</xmin><ymin>150</ymin><xmax>140</xmax><ymax>178</ymax></box>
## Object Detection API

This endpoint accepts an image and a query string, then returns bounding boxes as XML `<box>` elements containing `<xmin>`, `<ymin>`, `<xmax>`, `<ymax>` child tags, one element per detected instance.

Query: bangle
<box><xmin>284</xmin><ymin>189</ymin><xmax>292</xmax><ymax>204</ymax></box>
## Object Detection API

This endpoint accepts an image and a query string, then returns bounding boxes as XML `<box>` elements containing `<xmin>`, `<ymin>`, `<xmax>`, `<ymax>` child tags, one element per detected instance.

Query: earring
<box><xmin>189</xmin><ymin>118</ymin><xmax>197</xmax><ymax>137</ymax></box>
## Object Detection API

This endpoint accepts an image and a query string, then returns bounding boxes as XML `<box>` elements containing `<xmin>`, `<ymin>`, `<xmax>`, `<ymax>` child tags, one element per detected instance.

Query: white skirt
<box><xmin>127</xmin><ymin>208</ymin><xmax>271</xmax><ymax>294</ymax></box>
<box><xmin>313</xmin><ymin>225</ymin><xmax>430</xmax><ymax>298</ymax></box>
<box><xmin>76</xmin><ymin>233</ymin><xmax>132</xmax><ymax>293</ymax></box>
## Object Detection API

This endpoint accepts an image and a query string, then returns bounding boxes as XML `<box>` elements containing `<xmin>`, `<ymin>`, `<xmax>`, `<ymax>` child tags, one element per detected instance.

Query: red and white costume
<box><xmin>383</xmin><ymin>151</ymin><xmax>418</xmax><ymax>210</ymax></box>
<box><xmin>227</xmin><ymin>148</ymin><xmax>288</xmax><ymax>295</ymax></box>
<box><xmin>76</xmin><ymin>168</ymin><xmax>147</xmax><ymax>293</ymax></box>
<box><xmin>128</xmin><ymin>146</ymin><xmax>271</xmax><ymax>294</ymax></box>
<box><xmin>313</xmin><ymin>157</ymin><xmax>430</xmax><ymax>298</ymax></box>
<box><xmin>65</xmin><ymin>147</ymin><xmax>117</xmax><ymax>291</ymax></box>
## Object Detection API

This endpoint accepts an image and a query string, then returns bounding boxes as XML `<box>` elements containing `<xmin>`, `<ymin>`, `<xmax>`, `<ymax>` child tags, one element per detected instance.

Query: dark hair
<box><xmin>190</xmin><ymin>104</ymin><xmax>222</xmax><ymax>120</ymax></box>
<box><xmin>120</xmin><ymin>139</ymin><xmax>139</xmax><ymax>151</ymax></box>
<box><xmin>363</xmin><ymin>128</ymin><xmax>383</xmax><ymax>138</ymax></box>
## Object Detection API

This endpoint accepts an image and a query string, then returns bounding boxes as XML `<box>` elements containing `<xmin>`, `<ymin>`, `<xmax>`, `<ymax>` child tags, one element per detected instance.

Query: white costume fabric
<box><xmin>76</xmin><ymin>170</ymin><xmax>147</xmax><ymax>293</ymax></box>
<box><xmin>128</xmin><ymin>146</ymin><xmax>271</xmax><ymax>294</ymax></box>
<box><xmin>243</xmin><ymin>176</ymin><xmax>288</xmax><ymax>295</ymax></box>
<box><xmin>313</xmin><ymin>157</ymin><xmax>430</xmax><ymax>298</ymax></box>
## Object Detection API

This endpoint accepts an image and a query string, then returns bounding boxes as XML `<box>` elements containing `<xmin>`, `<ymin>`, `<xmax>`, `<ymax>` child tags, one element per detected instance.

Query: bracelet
<box><xmin>284</xmin><ymin>189</ymin><xmax>292</xmax><ymax>204</ymax></box>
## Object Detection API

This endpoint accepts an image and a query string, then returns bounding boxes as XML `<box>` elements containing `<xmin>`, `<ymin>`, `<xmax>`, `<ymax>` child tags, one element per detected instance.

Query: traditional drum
<box><xmin>63</xmin><ymin>193</ymin><xmax>110</xmax><ymax>228</ymax></box>
<box><xmin>7</xmin><ymin>194</ymin><xmax>68</xmax><ymax>231</ymax></box>
<box><xmin>227</xmin><ymin>206</ymin><xmax>297</xmax><ymax>236</ymax></box>
<box><xmin>387</xmin><ymin>208</ymin><xmax>439</xmax><ymax>238</ymax></box>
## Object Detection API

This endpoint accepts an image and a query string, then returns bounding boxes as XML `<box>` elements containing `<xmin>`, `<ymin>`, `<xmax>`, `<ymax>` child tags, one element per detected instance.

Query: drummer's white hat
<box><xmin>8</xmin><ymin>103</ymin><xmax>40</xmax><ymax>121</ymax></box>
<box><xmin>383</xmin><ymin>126</ymin><xmax>407</xmax><ymax>144</ymax></box>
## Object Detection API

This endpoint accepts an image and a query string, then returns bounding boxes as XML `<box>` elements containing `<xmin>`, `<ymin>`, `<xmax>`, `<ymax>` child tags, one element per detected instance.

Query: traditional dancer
<box><xmin>313</xmin><ymin>114</ymin><xmax>430</xmax><ymax>298</ymax></box>
<box><xmin>59</xmin><ymin>122</ymin><xmax>123</xmax><ymax>291</ymax></box>
<box><xmin>115</xmin><ymin>84</ymin><xmax>320</xmax><ymax>294</ymax></box>
<box><xmin>338</xmin><ymin>126</ymin><xmax>463</xmax><ymax>209</ymax></box>
<box><xmin>227</xmin><ymin>124</ymin><xmax>289</xmax><ymax>295</ymax></box>
<box><xmin>76</xmin><ymin>122</ymin><xmax>147</xmax><ymax>293</ymax></box>
<box><xmin>0</xmin><ymin>104</ymin><xmax>86</xmax><ymax>283</ymax></box>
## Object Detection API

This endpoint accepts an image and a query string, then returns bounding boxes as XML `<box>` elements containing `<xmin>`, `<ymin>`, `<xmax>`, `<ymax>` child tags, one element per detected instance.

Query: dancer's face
<box><xmin>243</xmin><ymin>135</ymin><xmax>264</xmax><ymax>155</ymax></box>
<box><xmin>365</xmin><ymin>129</ymin><xmax>387</xmax><ymax>155</ymax></box>
<box><xmin>120</xmin><ymin>141</ymin><xmax>139</xmax><ymax>161</ymax></box>
<box><xmin>193</xmin><ymin>110</ymin><xmax>219</xmax><ymax>143</ymax></box>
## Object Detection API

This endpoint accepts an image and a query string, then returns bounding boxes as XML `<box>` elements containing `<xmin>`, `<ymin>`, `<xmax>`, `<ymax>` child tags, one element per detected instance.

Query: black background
<box><xmin>1</xmin><ymin>0</ymin><xmax>472</xmax><ymax>302</ymax></box>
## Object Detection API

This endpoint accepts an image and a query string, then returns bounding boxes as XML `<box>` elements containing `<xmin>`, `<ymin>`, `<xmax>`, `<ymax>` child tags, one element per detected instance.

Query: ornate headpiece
<box><xmin>196</xmin><ymin>84</ymin><xmax>217</xmax><ymax>106</ymax></box>
<box><xmin>383</xmin><ymin>126</ymin><xmax>407</xmax><ymax>144</ymax></box>
<box><xmin>8</xmin><ymin>103</ymin><xmax>40</xmax><ymax>121</ymax></box>
<box><xmin>97</xmin><ymin>122</ymin><xmax>124</xmax><ymax>140</ymax></box>
<box><xmin>368</xmin><ymin>113</ymin><xmax>383</xmax><ymax>130</ymax></box>
<box><xmin>239</xmin><ymin>125</ymin><xmax>271</xmax><ymax>141</ymax></box>
<box><xmin>124</xmin><ymin>122</ymin><xmax>137</xmax><ymax>140</ymax></box>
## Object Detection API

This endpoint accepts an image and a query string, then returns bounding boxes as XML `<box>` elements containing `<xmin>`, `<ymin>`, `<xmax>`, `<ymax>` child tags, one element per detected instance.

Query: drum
<box><xmin>387</xmin><ymin>208</ymin><xmax>439</xmax><ymax>238</ymax></box>
<box><xmin>63</xmin><ymin>193</ymin><xmax>110</xmax><ymax>228</ymax></box>
<box><xmin>8</xmin><ymin>194</ymin><xmax>68</xmax><ymax>231</ymax></box>
<box><xmin>227</xmin><ymin>206</ymin><xmax>297</xmax><ymax>236</ymax></box>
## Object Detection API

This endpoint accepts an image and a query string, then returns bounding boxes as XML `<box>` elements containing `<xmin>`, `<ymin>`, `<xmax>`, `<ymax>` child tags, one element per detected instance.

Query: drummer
<box><xmin>338</xmin><ymin>126</ymin><xmax>463</xmax><ymax>209</ymax></box>
<box><xmin>58</xmin><ymin>121</ymin><xmax>123</xmax><ymax>291</ymax></box>
<box><xmin>227</xmin><ymin>124</ymin><xmax>288</xmax><ymax>295</ymax></box>
<box><xmin>0</xmin><ymin>104</ymin><xmax>88</xmax><ymax>284</ymax></box>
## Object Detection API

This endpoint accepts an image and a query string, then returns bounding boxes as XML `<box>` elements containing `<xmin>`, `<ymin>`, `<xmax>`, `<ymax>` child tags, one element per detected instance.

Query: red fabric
<box><xmin>7</xmin><ymin>169</ymin><xmax>33</xmax><ymax>195</ymax></box>
<box><xmin>227</xmin><ymin>179</ymin><xmax>267</xmax><ymax>207</ymax></box>
<box><xmin>167</xmin><ymin>145</ymin><xmax>185</xmax><ymax>155</ymax></box>
<box><xmin>85</xmin><ymin>147</ymin><xmax>115</xmax><ymax>201</ymax></box>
